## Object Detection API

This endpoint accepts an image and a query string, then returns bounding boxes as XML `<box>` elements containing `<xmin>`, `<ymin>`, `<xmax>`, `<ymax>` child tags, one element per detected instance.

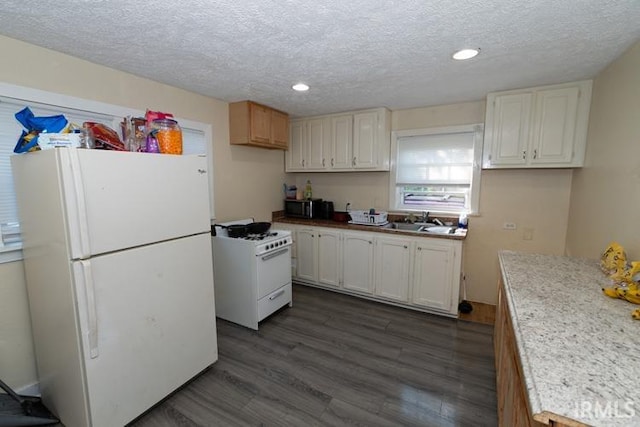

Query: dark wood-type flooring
<box><xmin>131</xmin><ymin>284</ymin><xmax>498</xmax><ymax>426</ymax></box>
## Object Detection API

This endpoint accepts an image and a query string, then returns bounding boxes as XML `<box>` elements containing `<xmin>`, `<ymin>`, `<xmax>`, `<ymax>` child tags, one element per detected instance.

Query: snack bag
<box><xmin>83</xmin><ymin>122</ymin><xmax>126</xmax><ymax>151</ymax></box>
<box><xmin>13</xmin><ymin>107</ymin><xmax>69</xmax><ymax>153</ymax></box>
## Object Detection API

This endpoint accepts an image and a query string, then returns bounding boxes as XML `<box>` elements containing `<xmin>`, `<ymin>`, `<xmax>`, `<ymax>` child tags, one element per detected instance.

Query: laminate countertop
<box><xmin>499</xmin><ymin>250</ymin><xmax>640</xmax><ymax>427</ymax></box>
<box><xmin>273</xmin><ymin>217</ymin><xmax>467</xmax><ymax>241</ymax></box>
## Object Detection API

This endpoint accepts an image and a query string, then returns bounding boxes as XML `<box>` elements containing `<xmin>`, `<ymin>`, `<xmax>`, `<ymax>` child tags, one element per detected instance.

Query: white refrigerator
<box><xmin>11</xmin><ymin>148</ymin><xmax>218</xmax><ymax>427</ymax></box>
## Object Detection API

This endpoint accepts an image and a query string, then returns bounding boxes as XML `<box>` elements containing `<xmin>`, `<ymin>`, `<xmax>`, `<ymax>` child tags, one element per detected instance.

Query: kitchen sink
<box><xmin>422</xmin><ymin>226</ymin><xmax>457</xmax><ymax>234</ymax></box>
<box><xmin>386</xmin><ymin>222</ymin><xmax>437</xmax><ymax>232</ymax></box>
<box><xmin>385</xmin><ymin>222</ymin><xmax>458</xmax><ymax>235</ymax></box>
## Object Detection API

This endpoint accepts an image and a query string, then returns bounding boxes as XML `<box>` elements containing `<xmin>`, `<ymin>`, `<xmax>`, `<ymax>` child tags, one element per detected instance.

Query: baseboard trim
<box><xmin>15</xmin><ymin>381</ymin><xmax>41</xmax><ymax>397</ymax></box>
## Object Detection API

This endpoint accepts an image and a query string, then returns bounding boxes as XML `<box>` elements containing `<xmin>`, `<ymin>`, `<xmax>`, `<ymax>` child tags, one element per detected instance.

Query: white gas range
<box><xmin>211</xmin><ymin>219</ymin><xmax>293</xmax><ymax>330</ymax></box>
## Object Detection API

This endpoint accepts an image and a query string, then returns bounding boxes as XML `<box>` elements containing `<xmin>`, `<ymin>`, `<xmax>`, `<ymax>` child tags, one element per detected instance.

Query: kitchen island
<box><xmin>497</xmin><ymin>250</ymin><xmax>640</xmax><ymax>427</ymax></box>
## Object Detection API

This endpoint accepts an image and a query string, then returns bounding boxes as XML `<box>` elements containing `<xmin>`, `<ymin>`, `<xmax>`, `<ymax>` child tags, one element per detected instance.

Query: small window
<box><xmin>390</xmin><ymin>125</ymin><xmax>483</xmax><ymax>214</ymax></box>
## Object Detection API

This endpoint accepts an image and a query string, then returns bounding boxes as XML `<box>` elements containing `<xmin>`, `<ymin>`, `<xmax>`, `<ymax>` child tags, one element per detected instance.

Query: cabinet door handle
<box><xmin>352</xmin><ymin>157</ymin><xmax>356</xmax><ymax>166</ymax></box>
<box><xmin>368</xmin><ymin>241</ymin><xmax>372</xmax><ymax>244</ymax></box>
<box><xmin>302</xmin><ymin>159</ymin><xmax>305</xmax><ymax>167</ymax></box>
<box><xmin>331</xmin><ymin>158</ymin><xmax>334</xmax><ymax>167</ymax></box>
<box><xmin>269</xmin><ymin>289</ymin><xmax>285</xmax><ymax>300</ymax></box>
<box><xmin>533</xmin><ymin>149</ymin><xmax>537</xmax><ymax>159</ymax></box>
<box><xmin>522</xmin><ymin>151</ymin><xmax>526</xmax><ymax>160</ymax></box>
<box><xmin>322</xmin><ymin>158</ymin><xmax>325</xmax><ymax>167</ymax></box>
<box><xmin>418</xmin><ymin>247</ymin><xmax>422</xmax><ymax>251</ymax></box>
<box><xmin>404</xmin><ymin>245</ymin><xmax>408</xmax><ymax>249</ymax></box>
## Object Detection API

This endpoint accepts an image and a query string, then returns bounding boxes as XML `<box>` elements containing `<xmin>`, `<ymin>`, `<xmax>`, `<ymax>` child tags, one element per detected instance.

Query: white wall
<box><xmin>566</xmin><ymin>41</ymin><xmax>640</xmax><ymax>259</ymax></box>
<box><xmin>0</xmin><ymin>261</ymin><xmax>37</xmax><ymax>391</ymax></box>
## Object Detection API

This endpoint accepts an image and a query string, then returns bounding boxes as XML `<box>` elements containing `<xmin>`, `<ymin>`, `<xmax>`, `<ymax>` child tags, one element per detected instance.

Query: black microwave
<box><xmin>284</xmin><ymin>198</ymin><xmax>322</xmax><ymax>219</ymax></box>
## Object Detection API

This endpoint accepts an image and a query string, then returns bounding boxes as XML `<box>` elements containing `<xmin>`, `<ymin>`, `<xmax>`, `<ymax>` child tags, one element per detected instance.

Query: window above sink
<box><xmin>389</xmin><ymin>124</ymin><xmax>484</xmax><ymax>215</ymax></box>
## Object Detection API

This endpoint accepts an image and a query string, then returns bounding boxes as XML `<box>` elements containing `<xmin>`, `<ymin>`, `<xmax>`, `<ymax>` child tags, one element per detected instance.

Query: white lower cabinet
<box><xmin>296</xmin><ymin>228</ymin><xmax>317</xmax><ymax>282</ymax></box>
<box><xmin>317</xmin><ymin>228</ymin><xmax>341</xmax><ymax>288</ymax></box>
<box><xmin>273</xmin><ymin>223</ymin><xmax>462</xmax><ymax>317</ymax></box>
<box><xmin>412</xmin><ymin>240</ymin><xmax>458</xmax><ymax>312</ymax></box>
<box><xmin>342</xmin><ymin>231</ymin><xmax>375</xmax><ymax>295</ymax></box>
<box><xmin>374</xmin><ymin>235</ymin><xmax>412</xmax><ymax>303</ymax></box>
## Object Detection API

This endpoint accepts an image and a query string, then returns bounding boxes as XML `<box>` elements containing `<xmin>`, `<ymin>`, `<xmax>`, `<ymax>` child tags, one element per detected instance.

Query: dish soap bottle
<box><xmin>304</xmin><ymin>180</ymin><xmax>313</xmax><ymax>200</ymax></box>
<box><xmin>458</xmin><ymin>211</ymin><xmax>468</xmax><ymax>229</ymax></box>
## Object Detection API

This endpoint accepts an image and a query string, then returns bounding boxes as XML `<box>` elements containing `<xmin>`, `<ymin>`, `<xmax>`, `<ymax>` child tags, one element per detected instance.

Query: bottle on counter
<box><xmin>458</xmin><ymin>211</ymin><xmax>468</xmax><ymax>229</ymax></box>
<box><xmin>304</xmin><ymin>180</ymin><xmax>313</xmax><ymax>199</ymax></box>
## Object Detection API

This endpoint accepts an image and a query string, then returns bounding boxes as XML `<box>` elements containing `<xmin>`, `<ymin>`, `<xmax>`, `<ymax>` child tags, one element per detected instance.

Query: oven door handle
<box><xmin>261</xmin><ymin>248</ymin><xmax>289</xmax><ymax>261</ymax></box>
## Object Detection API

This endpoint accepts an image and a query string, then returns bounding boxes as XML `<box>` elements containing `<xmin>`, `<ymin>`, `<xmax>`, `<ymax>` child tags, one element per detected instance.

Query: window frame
<box><xmin>389</xmin><ymin>124</ymin><xmax>484</xmax><ymax>216</ymax></box>
<box><xmin>0</xmin><ymin>82</ymin><xmax>214</xmax><ymax>264</ymax></box>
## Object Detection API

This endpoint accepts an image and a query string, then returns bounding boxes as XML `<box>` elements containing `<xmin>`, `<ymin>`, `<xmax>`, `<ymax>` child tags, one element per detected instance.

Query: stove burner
<box><xmin>243</xmin><ymin>231</ymin><xmax>278</xmax><ymax>241</ymax></box>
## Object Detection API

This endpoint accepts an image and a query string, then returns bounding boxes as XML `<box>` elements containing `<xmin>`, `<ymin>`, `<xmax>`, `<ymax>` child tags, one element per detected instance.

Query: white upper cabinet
<box><xmin>330</xmin><ymin>114</ymin><xmax>353</xmax><ymax>170</ymax></box>
<box><xmin>353</xmin><ymin>111</ymin><xmax>378</xmax><ymax>169</ymax></box>
<box><xmin>285</xmin><ymin>108</ymin><xmax>390</xmax><ymax>172</ymax></box>
<box><xmin>482</xmin><ymin>80</ymin><xmax>592</xmax><ymax>169</ymax></box>
<box><xmin>287</xmin><ymin>120</ymin><xmax>306</xmax><ymax>171</ymax></box>
<box><xmin>307</xmin><ymin>117</ymin><xmax>330</xmax><ymax>169</ymax></box>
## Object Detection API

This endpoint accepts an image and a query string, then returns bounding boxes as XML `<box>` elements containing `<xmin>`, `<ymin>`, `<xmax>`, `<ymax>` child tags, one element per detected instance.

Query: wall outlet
<box><xmin>503</xmin><ymin>222</ymin><xmax>517</xmax><ymax>230</ymax></box>
<box><xmin>523</xmin><ymin>228</ymin><xmax>534</xmax><ymax>240</ymax></box>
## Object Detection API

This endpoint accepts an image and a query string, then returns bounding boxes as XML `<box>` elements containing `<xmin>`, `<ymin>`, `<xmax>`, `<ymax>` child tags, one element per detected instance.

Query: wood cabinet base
<box><xmin>495</xmin><ymin>281</ymin><xmax>585</xmax><ymax>427</ymax></box>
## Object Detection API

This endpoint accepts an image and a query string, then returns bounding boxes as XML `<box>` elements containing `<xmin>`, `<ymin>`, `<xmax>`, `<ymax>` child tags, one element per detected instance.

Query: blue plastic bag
<box><xmin>13</xmin><ymin>107</ymin><xmax>68</xmax><ymax>153</ymax></box>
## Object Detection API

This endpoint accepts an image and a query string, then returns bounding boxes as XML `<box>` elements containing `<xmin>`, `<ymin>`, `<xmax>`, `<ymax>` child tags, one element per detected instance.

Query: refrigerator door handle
<box><xmin>65</xmin><ymin>149</ymin><xmax>92</xmax><ymax>259</ymax></box>
<box><xmin>78</xmin><ymin>260</ymin><xmax>100</xmax><ymax>359</ymax></box>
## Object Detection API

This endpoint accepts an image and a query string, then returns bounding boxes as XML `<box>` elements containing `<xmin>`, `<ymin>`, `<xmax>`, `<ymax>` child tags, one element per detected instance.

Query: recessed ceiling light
<box><xmin>292</xmin><ymin>83</ymin><xmax>309</xmax><ymax>92</ymax></box>
<box><xmin>452</xmin><ymin>48</ymin><xmax>480</xmax><ymax>60</ymax></box>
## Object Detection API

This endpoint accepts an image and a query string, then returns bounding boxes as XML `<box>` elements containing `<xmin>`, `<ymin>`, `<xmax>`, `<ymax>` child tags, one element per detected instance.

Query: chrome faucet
<box><xmin>421</xmin><ymin>211</ymin><xmax>429</xmax><ymax>222</ymax></box>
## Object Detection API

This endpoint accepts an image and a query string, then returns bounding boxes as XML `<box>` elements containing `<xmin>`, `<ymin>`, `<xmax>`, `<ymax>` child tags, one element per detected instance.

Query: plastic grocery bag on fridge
<box><xmin>13</xmin><ymin>107</ymin><xmax>69</xmax><ymax>153</ymax></box>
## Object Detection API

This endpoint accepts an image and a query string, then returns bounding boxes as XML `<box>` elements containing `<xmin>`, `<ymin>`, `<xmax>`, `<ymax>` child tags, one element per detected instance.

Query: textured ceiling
<box><xmin>1</xmin><ymin>0</ymin><xmax>639</xmax><ymax>117</ymax></box>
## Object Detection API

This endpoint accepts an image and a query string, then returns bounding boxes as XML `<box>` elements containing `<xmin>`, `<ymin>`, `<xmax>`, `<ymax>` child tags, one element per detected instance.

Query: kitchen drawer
<box><xmin>258</xmin><ymin>283</ymin><xmax>292</xmax><ymax>322</ymax></box>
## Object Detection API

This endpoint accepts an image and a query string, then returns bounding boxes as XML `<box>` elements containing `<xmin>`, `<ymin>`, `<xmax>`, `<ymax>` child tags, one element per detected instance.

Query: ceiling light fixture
<box><xmin>292</xmin><ymin>83</ymin><xmax>309</xmax><ymax>92</ymax></box>
<box><xmin>452</xmin><ymin>48</ymin><xmax>480</xmax><ymax>60</ymax></box>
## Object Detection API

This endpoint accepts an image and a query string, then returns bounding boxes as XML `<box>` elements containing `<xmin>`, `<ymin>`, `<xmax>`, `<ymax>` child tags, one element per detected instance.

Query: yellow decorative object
<box><xmin>600</xmin><ymin>243</ymin><xmax>640</xmax><ymax>319</ymax></box>
<box><xmin>600</xmin><ymin>242</ymin><xmax>627</xmax><ymax>276</ymax></box>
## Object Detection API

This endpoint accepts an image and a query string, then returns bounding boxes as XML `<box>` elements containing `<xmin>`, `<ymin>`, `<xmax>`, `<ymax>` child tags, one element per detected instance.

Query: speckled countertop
<box><xmin>499</xmin><ymin>250</ymin><xmax>640</xmax><ymax>427</ymax></box>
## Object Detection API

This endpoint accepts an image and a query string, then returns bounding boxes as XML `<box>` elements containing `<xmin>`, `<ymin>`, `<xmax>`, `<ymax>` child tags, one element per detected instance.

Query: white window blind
<box><xmin>391</xmin><ymin>125</ymin><xmax>483</xmax><ymax>214</ymax></box>
<box><xmin>0</xmin><ymin>94</ymin><xmax>207</xmax><ymax>262</ymax></box>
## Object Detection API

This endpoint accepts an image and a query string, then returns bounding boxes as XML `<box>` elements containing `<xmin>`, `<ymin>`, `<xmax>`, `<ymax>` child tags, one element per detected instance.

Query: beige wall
<box><xmin>289</xmin><ymin>101</ymin><xmax>575</xmax><ymax>304</ymax></box>
<box><xmin>566</xmin><ymin>41</ymin><xmax>640</xmax><ymax>260</ymax></box>
<box><xmin>0</xmin><ymin>261</ymin><xmax>37</xmax><ymax>390</ymax></box>
<box><xmin>0</xmin><ymin>35</ymin><xmax>285</xmax><ymax>389</ymax></box>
